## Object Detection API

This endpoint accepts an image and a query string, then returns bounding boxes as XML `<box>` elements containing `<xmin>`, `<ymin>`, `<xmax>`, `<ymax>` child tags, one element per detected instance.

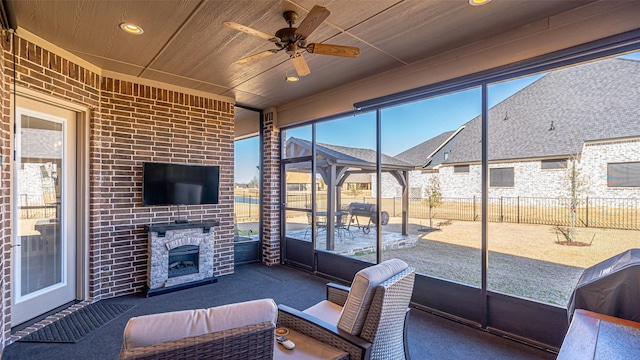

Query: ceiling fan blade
<box><xmin>307</xmin><ymin>43</ymin><xmax>360</xmax><ymax>58</ymax></box>
<box><xmin>234</xmin><ymin>50</ymin><xmax>278</xmax><ymax>65</ymax></box>
<box><xmin>295</xmin><ymin>5</ymin><xmax>330</xmax><ymax>39</ymax></box>
<box><xmin>223</xmin><ymin>21</ymin><xmax>281</xmax><ymax>43</ymax></box>
<box><xmin>291</xmin><ymin>53</ymin><xmax>311</xmax><ymax>77</ymax></box>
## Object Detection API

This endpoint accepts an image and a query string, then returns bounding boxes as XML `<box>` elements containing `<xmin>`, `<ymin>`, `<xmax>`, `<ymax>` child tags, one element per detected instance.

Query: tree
<box><xmin>424</xmin><ymin>176</ymin><xmax>443</xmax><ymax>228</ymax></box>
<box><xmin>557</xmin><ymin>155</ymin><xmax>588</xmax><ymax>244</ymax></box>
<box><xmin>248</xmin><ymin>176</ymin><xmax>259</xmax><ymax>189</ymax></box>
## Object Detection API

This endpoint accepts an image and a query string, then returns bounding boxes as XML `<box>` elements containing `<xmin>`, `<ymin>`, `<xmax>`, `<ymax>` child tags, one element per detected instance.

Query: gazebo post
<box><xmin>402</xmin><ymin>170</ymin><xmax>409</xmax><ymax>236</ymax></box>
<box><xmin>326</xmin><ymin>164</ymin><xmax>336</xmax><ymax>251</ymax></box>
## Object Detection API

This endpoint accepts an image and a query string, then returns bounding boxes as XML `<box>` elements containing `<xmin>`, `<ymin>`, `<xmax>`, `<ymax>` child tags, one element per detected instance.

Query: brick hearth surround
<box><xmin>0</xmin><ymin>31</ymin><xmax>236</xmax><ymax>348</ymax></box>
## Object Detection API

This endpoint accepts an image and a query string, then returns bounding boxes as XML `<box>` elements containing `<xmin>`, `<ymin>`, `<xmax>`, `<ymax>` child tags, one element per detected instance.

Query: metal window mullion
<box><xmin>481</xmin><ymin>83</ymin><xmax>489</xmax><ymax>328</ymax></box>
<box><xmin>312</xmin><ymin>124</ymin><xmax>317</xmax><ymax>265</ymax></box>
<box><xmin>376</xmin><ymin>109</ymin><xmax>382</xmax><ymax>264</ymax></box>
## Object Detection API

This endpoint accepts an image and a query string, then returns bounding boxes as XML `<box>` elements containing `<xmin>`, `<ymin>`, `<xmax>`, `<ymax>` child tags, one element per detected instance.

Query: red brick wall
<box><xmin>261</xmin><ymin>110</ymin><xmax>280</xmax><ymax>264</ymax></box>
<box><xmin>0</xmin><ymin>33</ymin><xmax>235</xmax><ymax>345</ymax></box>
<box><xmin>95</xmin><ymin>79</ymin><xmax>235</xmax><ymax>297</ymax></box>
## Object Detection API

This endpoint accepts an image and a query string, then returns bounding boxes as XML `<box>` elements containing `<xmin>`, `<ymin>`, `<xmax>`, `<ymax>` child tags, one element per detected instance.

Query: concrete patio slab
<box><xmin>286</xmin><ymin>227</ymin><xmax>419</xmax><ymax>256</ymax></box>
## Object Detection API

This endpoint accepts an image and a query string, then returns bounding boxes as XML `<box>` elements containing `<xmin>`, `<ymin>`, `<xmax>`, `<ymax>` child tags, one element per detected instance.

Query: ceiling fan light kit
<box><xmin>224</xmin><ymin>5</ymin><xmax>360</xmax><ymax>77</ymax></box>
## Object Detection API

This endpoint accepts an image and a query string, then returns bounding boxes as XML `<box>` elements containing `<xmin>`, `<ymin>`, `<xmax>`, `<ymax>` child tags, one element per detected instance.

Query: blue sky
<box><xmin>234</xmin><ymin>51</ymin><xmax>640</xmax><ymax>183</ymax></box>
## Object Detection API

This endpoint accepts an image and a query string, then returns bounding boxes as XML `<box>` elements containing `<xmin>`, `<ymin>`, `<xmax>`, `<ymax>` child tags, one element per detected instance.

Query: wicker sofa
<box><xmin>278</xmin><ymin>259</ymin><xmax>416</xmax><ymax>360</ymax></box>
<box><xmin>119</xmin><ymin>298</ymin><xmax>277</xmax><ymax>360</ymax></box>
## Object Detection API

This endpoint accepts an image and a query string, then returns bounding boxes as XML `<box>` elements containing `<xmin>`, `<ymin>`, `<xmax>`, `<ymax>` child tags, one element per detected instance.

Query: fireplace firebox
<box><xmin>168</xmin><ymin>245</ymin><xmax>199</xmax><ymax>278</ymax></box>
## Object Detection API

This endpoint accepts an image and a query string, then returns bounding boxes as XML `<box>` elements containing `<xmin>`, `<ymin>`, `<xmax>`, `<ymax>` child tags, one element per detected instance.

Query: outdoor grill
<box><xmin>348</xmin><ymin>202</ymin><xmax>389</xmax><ymax>233</ymax></box>
<box><xmin>567</xmin><ymin>249</ymin><xmax>640</xmax><ymax>323</ymax></box>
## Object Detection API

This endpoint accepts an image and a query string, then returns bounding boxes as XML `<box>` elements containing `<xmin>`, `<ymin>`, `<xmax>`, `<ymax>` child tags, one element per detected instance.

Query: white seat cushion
<box><xmin>337</xmin><ymin>259</ymin><xmax>408</xmax><ymax>335</ymax></box>
<box><xmin>122</xmin><ymin>298</ymin><xmax>277</xmax><ymax>349</ymax></box>
<box><xmin>303</xmin><ymin>300</ymin><xmax>343</xmax><ymax>326</ymax></box>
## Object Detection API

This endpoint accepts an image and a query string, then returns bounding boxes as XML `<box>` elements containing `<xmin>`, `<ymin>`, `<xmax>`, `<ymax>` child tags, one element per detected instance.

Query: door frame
<box><xmin>280</xmin><ymin>156</ymin><xmax>315</xmax><ymax>271</ymax></box>
<box><xmin>11</xmin><ymin>87</ymin><xmax>90</xmax><ymax>323</ymax></box>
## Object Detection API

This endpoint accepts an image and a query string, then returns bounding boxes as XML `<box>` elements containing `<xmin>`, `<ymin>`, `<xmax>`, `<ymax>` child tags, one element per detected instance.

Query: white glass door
<box><xmin>12</xmin><ymin>96</ymin><xmax>77</xmax><ymax>326</ymax></box>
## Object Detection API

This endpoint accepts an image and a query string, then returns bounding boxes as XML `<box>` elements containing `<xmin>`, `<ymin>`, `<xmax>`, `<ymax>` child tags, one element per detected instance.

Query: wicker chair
<box><xmin>119</xmin><ymin>299</ymin><xmax>277</xmax><ymax>360</ymax></box>
<box><xmin>278</xmin><ymin>259</ymin><xmax>416</xmax><ymax>360</ymax></box>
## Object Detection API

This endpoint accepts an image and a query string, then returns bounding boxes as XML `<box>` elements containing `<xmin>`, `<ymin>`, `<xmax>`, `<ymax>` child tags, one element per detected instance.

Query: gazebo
<box><xmin>285</xmin><ymin>137</ymin><xmax>415</xmax><ymax>250</ymax></box>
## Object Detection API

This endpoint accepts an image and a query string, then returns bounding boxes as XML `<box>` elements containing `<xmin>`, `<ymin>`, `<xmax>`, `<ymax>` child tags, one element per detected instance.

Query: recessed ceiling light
<box><xmin>285</xmin><ymin>75</ymin><xmax>299</xmax><ymax>82</ymax></box>
<box><xmin>119</xmin><ymin>23</ymin><xmax>144</xmax><ymax>35</ymax></box>
<box><xmin>469</xmin><ymin>0</ymin><xmax>491</xmax><ymax>5</ymax></box>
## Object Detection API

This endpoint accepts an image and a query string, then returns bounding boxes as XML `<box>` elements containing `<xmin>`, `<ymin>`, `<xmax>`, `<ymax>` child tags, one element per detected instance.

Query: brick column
<box><xmin>261</xmin><ymin>109</ymin><xmax>280</xmax><ymax>265</ymax></box>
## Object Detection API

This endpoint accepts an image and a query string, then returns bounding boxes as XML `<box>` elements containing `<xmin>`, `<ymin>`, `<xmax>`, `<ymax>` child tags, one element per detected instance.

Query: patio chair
<box><xmin>119</xmin><ymin>299</ymin><xmax>277</xmax><ymax>360</ymax></box>
<box><xmin>303</xmin><ymin>211</ymin><xmax>327</xmax><ymax>239</ymax></box>
<box><xmin>335</xmin><ymin>210</ymin><xmax>354</xmax><ymax>241</ymax></box>
<box><xmin>277</xmin><ymin>259</ymin><xmax>416</xmax><ymax>360</ymax></box>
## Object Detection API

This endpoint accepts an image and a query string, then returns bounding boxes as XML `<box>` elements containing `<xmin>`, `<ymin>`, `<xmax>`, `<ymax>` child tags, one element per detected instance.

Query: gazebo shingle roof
<box><xmin>286</xmin><ymin>137</ymin><xmax>412</xmax><ymax>168</ymax></box>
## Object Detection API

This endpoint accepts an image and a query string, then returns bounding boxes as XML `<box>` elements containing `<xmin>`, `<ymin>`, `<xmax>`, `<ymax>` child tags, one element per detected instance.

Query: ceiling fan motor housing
<box><xmin>275</xmin><ymin>25</ymin><xmax>304</xmax><ymax>55</ymax></box>
<box><xmin>275</xmin><ymin>27</ymin><xmax>300</xmax><ymax>43</ymax></box>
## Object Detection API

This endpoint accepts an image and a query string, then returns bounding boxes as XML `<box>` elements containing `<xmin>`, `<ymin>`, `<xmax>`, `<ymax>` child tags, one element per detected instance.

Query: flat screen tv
<box><xmin>142</xmin><ymin>162</ymin><xmax>220</xmax><ymax>206</ymax></box>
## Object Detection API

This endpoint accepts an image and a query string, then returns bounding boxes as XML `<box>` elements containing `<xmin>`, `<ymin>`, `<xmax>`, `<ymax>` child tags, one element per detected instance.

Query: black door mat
<box><xmin>18</xmin><ymin>302</ymin><xmax>135</xmax><ymax>343</ymax></box>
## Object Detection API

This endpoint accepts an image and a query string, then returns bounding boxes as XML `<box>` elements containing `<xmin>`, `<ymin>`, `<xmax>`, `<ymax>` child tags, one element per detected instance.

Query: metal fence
<box><xmin>234</xmin><ymin>191</ymin><xmax>260</xmax><ymax>220</ymax></box>
<box><xmin>243</xmin><ymin>192</ymin><xmax>640</xmax><ymax>230</ymax></box>
<box><xmin>407</xmin><ymin>196</ymin><xmax>639</xmax><ymax>230</ymax></box>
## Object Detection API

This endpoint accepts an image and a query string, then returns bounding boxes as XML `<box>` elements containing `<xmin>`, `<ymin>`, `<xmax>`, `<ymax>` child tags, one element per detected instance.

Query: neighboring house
<box><xmin>285</xmin><ymin>172</ymin><xmax>313</xmax><ymax>191</ymax></box>
<box><xmin>389</xmin><ymin>129</ymin><xmax>461</xmax><ymax>199</ymax></box>
<box><xmin>344</xmin><ymin>173</ymin><xmax>372</xmax><ymax>192</ymax></box>
<box><xmin>383</xmin><ymin>58</ymin><xmax>640</xmax><ymax>201</ymax></box>
<box><xmin>17</xmin><ymin>128</ymin><xmax>62</xmax><ymax>208</ymax></box>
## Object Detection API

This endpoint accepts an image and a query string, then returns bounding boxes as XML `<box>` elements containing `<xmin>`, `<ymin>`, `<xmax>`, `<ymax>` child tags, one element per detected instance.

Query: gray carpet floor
<box><xmin>2</xmin><ymin>263</ymin><xmax>556</xmax><ymax>359</ymax></box>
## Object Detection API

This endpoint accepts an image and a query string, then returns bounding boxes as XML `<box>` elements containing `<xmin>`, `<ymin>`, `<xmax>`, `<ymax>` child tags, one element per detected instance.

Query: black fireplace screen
<box><xmin>168</xmin><ymin>245</ymin><xmax>199</xmax><ymax>278</ymax></box>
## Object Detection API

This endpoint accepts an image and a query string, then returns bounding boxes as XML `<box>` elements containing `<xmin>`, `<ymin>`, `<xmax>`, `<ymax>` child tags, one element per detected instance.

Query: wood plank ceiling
<box><xmin>6</xmin><ymin>0</ymin><xmax>595</xmax><ymax>114</ymax></box>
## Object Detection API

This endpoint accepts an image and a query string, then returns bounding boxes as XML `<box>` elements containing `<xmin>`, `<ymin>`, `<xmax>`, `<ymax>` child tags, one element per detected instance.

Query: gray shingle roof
<box><xmin>394</xmin><ymin>130</ymin><xmax>455</xmax><ymax>166</ymax></box>
<box><xmin>447</xmin><ymin>58</ymin><xmax>640</xmax><ymax>164</ymax></box>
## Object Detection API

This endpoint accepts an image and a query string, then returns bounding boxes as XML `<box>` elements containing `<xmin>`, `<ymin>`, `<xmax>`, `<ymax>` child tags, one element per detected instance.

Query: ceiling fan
<box><xmin>223</xmin><ymin>5</ymin><xmax>360</xmax><ymax>77</ymax></box>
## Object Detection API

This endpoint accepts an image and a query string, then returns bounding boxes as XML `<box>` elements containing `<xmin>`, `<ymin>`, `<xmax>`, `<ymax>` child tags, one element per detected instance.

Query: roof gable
<box><xmin>395</xmin><ymin>130</ymin><xmax>455</xmax><ymax>166</ymax></box>
<box><xmin>446</xmin><ymin>58</ymin><xmax>640</xmax><ymax>164</ymax></box>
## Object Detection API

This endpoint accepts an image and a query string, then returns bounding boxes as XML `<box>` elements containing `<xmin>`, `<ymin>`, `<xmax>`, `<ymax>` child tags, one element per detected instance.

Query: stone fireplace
<box><xmin>145</xmin><ymin>221</ymin><xmax>219</xmax><ymax>296</ymax></box>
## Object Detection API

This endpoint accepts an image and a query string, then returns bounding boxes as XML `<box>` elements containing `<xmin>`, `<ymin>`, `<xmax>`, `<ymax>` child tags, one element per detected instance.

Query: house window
<box><xmin>444</xmin><ymin>152</ymin><xmax>449</xmax><ymax>160</ymax></box>
<box><xmin>607</xmin><ymin>162</ymin><xmax>640</xmax><ymax>187</ymax></box>
<box><xmin>409</xmin><ymin>187</ymin><xmax>422</xmax><ymax>200</ymax></box>
<box><xmin>541</xmin><ymin>159</ymin><xmax>567</xmax><ymax>169</ymax></box>
<box><xmin>454</xmin><ymin>165</ymin><xmax>469</xmax><ymax>173</ymax></box>
<box><xmin>490</xmin><ymin>167</ymin><xmax>514</xmax><ymax>187</ymax></box>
